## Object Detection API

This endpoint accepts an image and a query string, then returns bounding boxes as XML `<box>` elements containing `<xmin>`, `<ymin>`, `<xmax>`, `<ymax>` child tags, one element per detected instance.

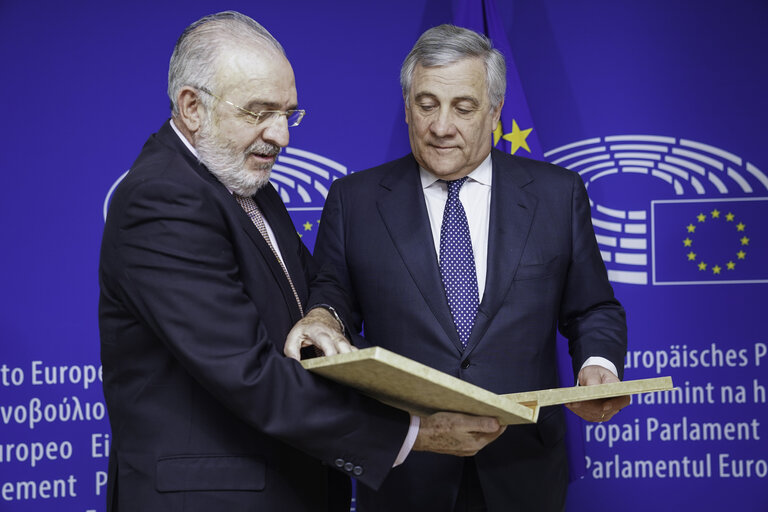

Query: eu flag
<box><xmin>453</xmin><ymin>0</ymin><xmax>544</xmax><ymax>159</ymax></box>
<box><xmin>652</xmin><ymin>198</ymin><xmax>768</xmax><ymax>285</ymax></box>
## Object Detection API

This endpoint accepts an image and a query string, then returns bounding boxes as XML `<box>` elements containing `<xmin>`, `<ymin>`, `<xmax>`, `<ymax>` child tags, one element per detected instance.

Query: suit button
<box><xmin>353</xmin><ymin>465</ymin><xmax>364</xmax><ymax>476</ymax></box>
<box><xmin>344</xmin><ymin>462</ymin><xmax>354</xmax><ymax>472</ymax></box>
<box><xmin>334</xmin><ymin>458</ymin><xmax>344</xmax><ymax>468</ymax></box>
<box><xmin>461</xmin><ymin>359</ymin><xmax>470</xmax><ymax>369</ymax></box>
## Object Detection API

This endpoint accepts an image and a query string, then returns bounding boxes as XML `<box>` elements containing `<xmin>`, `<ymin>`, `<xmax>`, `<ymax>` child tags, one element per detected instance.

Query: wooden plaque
<box><xmin>503</xmin><ymin>377</ymin><xmax>674</xmax><ymax>408</ymax></box>
<box><xmin>301</xmin><ymin>346</ymin><xmax>537</xmax><ymax>425</ymax></box>
<box><xmin>301</xmin><ymin>347</ymin><xmax>674</xmax><ymax>425</ymax></box>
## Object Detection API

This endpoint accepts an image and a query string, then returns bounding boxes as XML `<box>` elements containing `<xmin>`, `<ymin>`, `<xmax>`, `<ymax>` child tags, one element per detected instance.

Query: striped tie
<box><xmin>235</xmin><ymin>195</ymin><xmax>304</xmax><ymax>317</ymax></box>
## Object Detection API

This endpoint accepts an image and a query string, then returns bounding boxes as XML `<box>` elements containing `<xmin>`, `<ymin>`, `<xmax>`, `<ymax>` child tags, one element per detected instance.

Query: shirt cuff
<box><xmin>579</xmin><ymin>356</ymin><xmax>619</xmax><ymax>382</ymax></box>
<box><xmin>393</xmin><ymin>415</ymin><xmax>420</xmax><ymax>467</ymax></box>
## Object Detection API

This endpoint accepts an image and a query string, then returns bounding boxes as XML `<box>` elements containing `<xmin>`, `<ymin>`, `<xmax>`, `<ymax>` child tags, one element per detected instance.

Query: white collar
<box><xmin>169</xmin><ymin>118</ymin><xmax>199</xmax><ymax>159</ymax></box>
<box><xmin>419</xmin><ymin>152</ymin><xmax>493</xmax><ymax>190</ymax></box>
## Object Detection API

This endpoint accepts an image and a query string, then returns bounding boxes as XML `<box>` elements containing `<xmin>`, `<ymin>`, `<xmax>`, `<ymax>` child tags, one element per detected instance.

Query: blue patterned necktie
<box><xmin>439</xmin><ymin>177</ymin><xmax>479</xmax><ymax>347</ymax></box>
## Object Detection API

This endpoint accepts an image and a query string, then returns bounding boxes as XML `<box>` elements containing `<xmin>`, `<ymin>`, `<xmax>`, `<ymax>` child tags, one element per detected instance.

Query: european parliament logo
<box><xmin>104</xmin><ymin>147</ymin><xmax>346</xmax><ymax>251</ymax></box>
<box><xmin>270</xmin><ymin>147</ymin><xmax>348</xmax><ymax>250</ymax></box>
<box><xmin>544</xmin><ymin>136</ymin><xmax>768</xmax><ymax>286</ymax></box>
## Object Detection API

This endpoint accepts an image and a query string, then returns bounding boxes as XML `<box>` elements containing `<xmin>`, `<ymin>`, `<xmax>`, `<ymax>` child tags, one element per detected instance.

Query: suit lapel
<box><xmin>376</xmin><ymin>157</ymin><xmax>462</xmax><ymax>351</ymax></box>
<box><xmin>156</xmin><ymin>121</ymin><xmax>304</xmax><ymax>321</ymax></box>
<box><xmin>464</xmin><ymin>151</ymin><xmax>537</xmax><ymax>353</ymax></box>
<box><xmin>216</xmin><ymin>185</ymin><xmax>303</xmax><ymax>322</ymax></box>
<box><xmin>255</xmin><ymin>184</ymin><xmax>309</xmax><ymax>304</ymax></box>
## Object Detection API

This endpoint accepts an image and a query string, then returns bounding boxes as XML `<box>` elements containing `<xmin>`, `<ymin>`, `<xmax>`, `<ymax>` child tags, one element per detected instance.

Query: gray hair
<box><xmin>400</xmin><ymin>24</ymin><xmax>506</xmax><ymax>110</ymax></box>
<box><xmin>168</xmin><ymin>11</ymin><xmax>285</xmax><ymax>115</ymax></box>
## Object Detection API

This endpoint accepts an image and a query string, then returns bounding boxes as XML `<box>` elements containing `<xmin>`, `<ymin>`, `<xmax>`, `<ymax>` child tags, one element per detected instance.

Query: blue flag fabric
<box><xmin>453</xmin><ymin>0</ymin><xmax>587</xmax><ymax>481</ymax></box>
<box><xmin>453</xmin><ymin>0</ymin><xmax>543</xmax><ymax>159</ymax></box>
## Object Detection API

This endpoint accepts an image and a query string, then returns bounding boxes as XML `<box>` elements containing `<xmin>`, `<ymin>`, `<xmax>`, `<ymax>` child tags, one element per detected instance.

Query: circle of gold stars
<box><xmin>682</xmin><ymin>209</ymin><xmax>749</xmax><ymax>276</ymax></box>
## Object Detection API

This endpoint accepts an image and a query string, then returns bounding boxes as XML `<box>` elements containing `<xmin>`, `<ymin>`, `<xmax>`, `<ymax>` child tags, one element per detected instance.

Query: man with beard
<box><xmin>98</xmin><ymin>12</ymin><xmax>505</xmax><ymax>512</ymax></box>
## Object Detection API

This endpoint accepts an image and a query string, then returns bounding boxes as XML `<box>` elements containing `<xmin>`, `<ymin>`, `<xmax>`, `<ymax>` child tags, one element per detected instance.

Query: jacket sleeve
<box><xmin>307</xmin><ymin>180</ymin><xmax>367</xmax><ymax>340</ymax></box>
<box><xmin>557</xmin><ymin>172</ymin><xmax>628</xmax><ymax>379</ymax></box>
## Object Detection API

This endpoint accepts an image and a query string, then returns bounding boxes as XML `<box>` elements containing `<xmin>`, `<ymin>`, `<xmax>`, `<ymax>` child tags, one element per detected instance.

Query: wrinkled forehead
<box><xmin>410</xmin><ymin>58</ymin><xmax>488</xmax><ymax>103</ymax></box>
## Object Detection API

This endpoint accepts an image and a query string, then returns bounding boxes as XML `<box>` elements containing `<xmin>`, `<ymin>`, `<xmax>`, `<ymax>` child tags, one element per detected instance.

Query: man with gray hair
<box><xmin>287</xmin><ymin>24</ymin><xmax>629</xmax><ymax>511</ymax></box>
<box><xmin>99</xmin><ymin>14</ymin><xmax>504</xmax><ymax>512</ymax></box>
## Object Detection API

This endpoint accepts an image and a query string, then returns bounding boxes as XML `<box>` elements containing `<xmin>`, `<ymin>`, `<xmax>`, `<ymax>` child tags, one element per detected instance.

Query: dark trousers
<box><xmin>454</xmin><ymin>458</ymin><xmax>487</xmax><ymax>512</ymax></box>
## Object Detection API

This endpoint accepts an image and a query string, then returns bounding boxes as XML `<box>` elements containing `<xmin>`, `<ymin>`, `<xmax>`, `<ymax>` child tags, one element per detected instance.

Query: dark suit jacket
<box><xmin>98</xmin><ymin>121</ymin><xmax>409</xmax><ymax>512</ymax></box>
<box><xmin>310</xmin><ymin>149</ymin><xmax>627</xmax><ymax>512</ymax></box>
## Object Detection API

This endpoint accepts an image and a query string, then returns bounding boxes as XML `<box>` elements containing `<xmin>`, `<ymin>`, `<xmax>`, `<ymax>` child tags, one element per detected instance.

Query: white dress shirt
<box><xmin>420</xmin><ymin>154</ymin><xmax>493</xmax><ymax>301</ymax></box>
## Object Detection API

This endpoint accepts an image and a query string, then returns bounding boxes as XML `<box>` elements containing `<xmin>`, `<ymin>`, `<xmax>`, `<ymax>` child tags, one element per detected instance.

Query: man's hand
<box><xmin>565</xmin><ymin>365</ymin><xmax>630</xmax><ymax>423</ymax></box>
<box><xmin>284</xmin><ymin>308</ymin><xmax>355</xmax><ymax>360</ymax></box>
<box><xmin>413</xmin><ymin>412</ymin><xmax>506</xmax><ymax>456</ymax></box>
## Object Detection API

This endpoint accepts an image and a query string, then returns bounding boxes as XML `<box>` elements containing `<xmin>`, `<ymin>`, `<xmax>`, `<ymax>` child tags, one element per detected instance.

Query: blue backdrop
<box><xmin>1</xmin><ymin>1</ymin><xmax>766</xmax><ymax>510</ymax></box>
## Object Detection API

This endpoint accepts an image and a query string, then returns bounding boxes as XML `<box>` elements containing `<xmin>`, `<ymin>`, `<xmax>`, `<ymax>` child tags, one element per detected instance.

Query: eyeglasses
<box><xmin>197</xmin><ymin>87</ymin><xmax>305</xmax><ymax>127</ymax></box>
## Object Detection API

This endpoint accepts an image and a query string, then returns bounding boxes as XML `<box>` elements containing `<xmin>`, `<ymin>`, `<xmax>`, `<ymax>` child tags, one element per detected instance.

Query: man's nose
<box><xmin>262</xmin><ymin>115</ymin><xmax>290</xmax><ymax>148</ymax></box>
<box><xmin>430</xmin><ymin>108</ymin><xmax>458</xmax><ymax>138</ymax></box>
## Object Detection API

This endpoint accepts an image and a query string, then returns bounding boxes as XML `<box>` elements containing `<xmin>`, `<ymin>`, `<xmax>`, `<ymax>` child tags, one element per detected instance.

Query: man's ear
<box><xmin>492</xmin><ymin>98</ymin><xmax>504</xmax><ymax>128</ymax></box>
<box><xmin>176</xmin><ymin>86</ymin><xmax>204</xmax><ymax>134</ymax></box>
<box><xmin>404</xmin><ymin>93</ymin><xmax>411</xmax><ymax>125</ymax></box>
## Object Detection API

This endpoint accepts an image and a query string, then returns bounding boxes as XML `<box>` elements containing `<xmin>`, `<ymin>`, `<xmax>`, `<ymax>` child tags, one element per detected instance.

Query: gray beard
<box><xmin>195</xmin><ymin>116</ymin><xmax>280</xmax><ymax>197</ymax></box>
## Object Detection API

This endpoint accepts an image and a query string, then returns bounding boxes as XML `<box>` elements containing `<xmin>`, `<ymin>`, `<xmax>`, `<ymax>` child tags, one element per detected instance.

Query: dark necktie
<box><xmin>235</xmin><ymin>195</ymin><xmax>304</xmax><ymax>317</ymax></box>
<box><xmin>438</xmin><ymin>177</ymin><xmax>479</xmax><ymax>347</ymax></box>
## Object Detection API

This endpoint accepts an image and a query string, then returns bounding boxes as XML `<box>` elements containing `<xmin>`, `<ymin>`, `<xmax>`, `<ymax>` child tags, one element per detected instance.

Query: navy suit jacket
<box><xmin>98</xmin><ymin>121</ymin><xmax>409</xmax><ymax>512</ymax></box>
<box><xmin>310</xmin><ymin>149</ymin><xmax>627</xmax><ymax>511</ymax></box>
